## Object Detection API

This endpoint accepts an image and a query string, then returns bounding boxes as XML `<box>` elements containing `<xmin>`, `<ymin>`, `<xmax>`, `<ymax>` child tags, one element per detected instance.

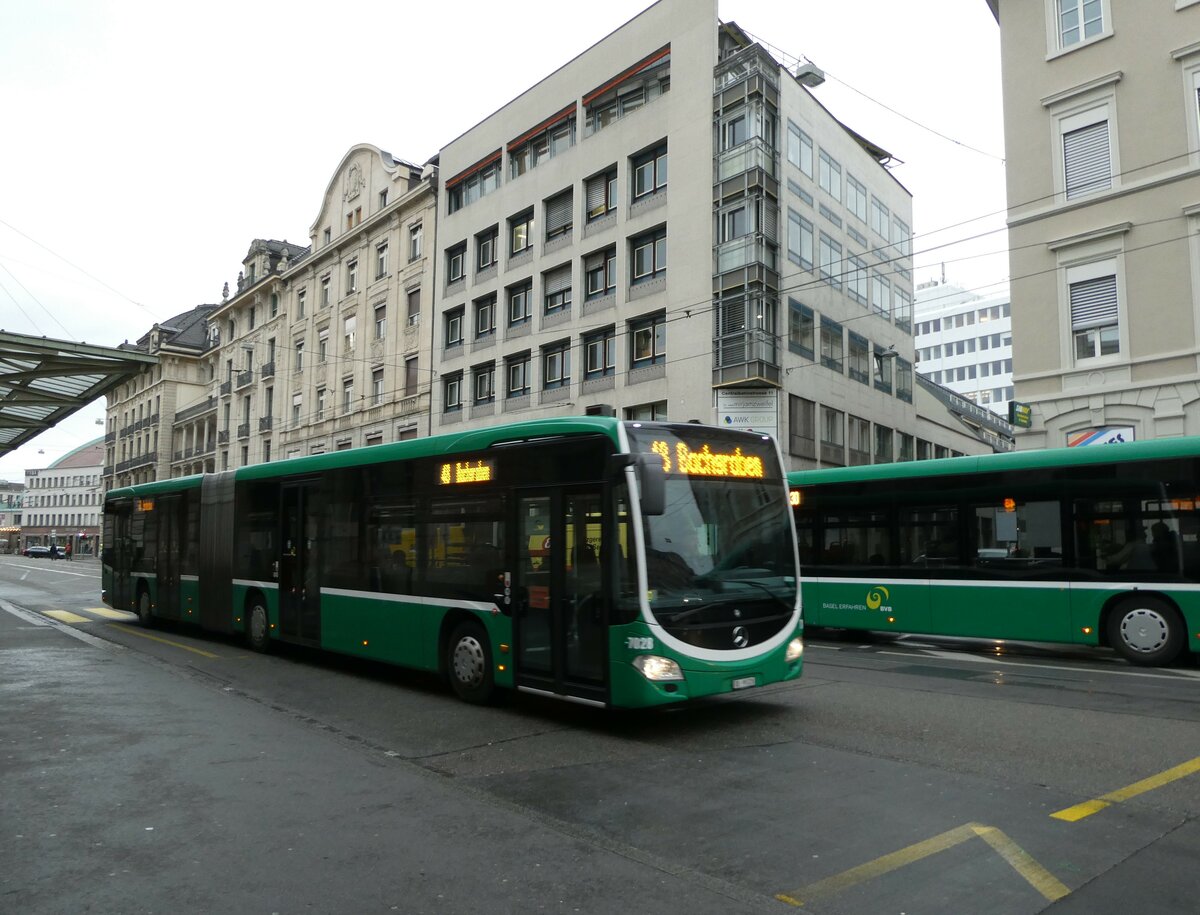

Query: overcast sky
<box><xmin>0</xmin><ymin>0</ymin><xmax>1005</xmax><ymax>482</ymax></box>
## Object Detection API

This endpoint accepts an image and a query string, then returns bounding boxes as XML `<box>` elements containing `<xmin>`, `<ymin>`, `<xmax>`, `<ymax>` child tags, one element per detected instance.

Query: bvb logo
<box><xmin>865</xmin><ymin>586</ymin><xmax>890</xmax><ymax>610</ymax></box>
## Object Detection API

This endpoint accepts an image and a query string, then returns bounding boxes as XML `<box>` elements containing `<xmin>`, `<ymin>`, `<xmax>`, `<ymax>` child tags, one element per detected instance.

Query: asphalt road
<box><xmin>2</xmin><ymin>554</ymin><xmax>1199</xmax><ymax>914</ymax></box>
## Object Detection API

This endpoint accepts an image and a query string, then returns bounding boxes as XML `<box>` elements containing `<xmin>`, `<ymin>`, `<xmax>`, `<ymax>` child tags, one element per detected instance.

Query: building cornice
<box><xmin>1046</xmin><ymin>221</ymin><xmax>1132</xmax><ymax>251</ymax></box>
<box><xmin>1171</xmin><ymin>39</ymin><xmax>1200</xmax><ymax>60</ymax></box>
<box><xmin>1040</xmin><ymin>70</ymin><xmax>1123</xmax><ymax>109</ymax></box>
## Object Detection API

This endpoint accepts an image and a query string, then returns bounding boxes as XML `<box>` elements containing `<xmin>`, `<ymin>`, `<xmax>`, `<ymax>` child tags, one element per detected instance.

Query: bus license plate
<box><xmin>732</xmin><ymin>676</ymin><xmax>757</xmax><ymax>690</ymax></box>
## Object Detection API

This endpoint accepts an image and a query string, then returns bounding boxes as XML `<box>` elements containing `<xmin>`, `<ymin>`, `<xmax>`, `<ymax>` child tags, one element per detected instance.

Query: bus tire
<box><xmin>1107</xmin><ymin>596</ymin><xmax>1185</xmax><ymax>666</ymax></box>
<box><xmin>136</xmin><ymin>589</ymin><xmax>155</xmax><ymax>628</ymax></box>
<box><xmin>447</xmin><ymin>621</ymin><xmax>495</xmax><ymax>703</ymax></box>
<box><xmin>246</xmin><ymin>598</ymin><xmax>271</xmax><ymax>653</ymax></box>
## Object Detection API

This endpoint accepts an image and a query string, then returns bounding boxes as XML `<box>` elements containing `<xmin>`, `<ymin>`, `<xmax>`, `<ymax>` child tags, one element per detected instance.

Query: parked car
<box><xmin>22</xmin><ymin>545</ymin><xmax>51</xmax><ymax>558</ymax></box>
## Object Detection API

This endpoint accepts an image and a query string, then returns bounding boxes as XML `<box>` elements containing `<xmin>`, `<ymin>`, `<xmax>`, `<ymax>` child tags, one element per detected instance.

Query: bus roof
<box><xmin>788</xmin><ymin>435</ymin><xmax>1200</xmax><ymax>488</ymax></box>
<box><xmin>106</xmin><ymin>416</ymin><xmax>629</xmax><ymax>500</ymax></box>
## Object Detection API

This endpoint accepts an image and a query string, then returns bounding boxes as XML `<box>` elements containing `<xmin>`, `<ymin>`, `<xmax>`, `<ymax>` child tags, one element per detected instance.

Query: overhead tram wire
<box><xmin>0</xmin><ymin>259</ymin><xmax>75</xmax><ymax>339</ymax></box>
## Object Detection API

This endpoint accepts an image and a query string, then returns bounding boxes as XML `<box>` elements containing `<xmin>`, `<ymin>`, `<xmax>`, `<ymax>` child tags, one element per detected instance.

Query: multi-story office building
<box><xmin>23</xmin><ymin>438</ymin><xmax>104</xmax><ymax>556</ymax></box>
<box><xmin>915</xmin><ymin>280</ymin><xmax>1014</xmax><ymax>416</ymax></box>
<box><xmin>431</xmin><ymin>0</ymin><xmax>992</xmax><ymax>468</ymax></box>
<box><xmin>987</xmin><ymin>0</ymin><xmax>1200</xmax><ymax>447</ymax></box>
<box><xmin>105</xmin><ymin>305</ymin><xmax>214</xmax><ymax>488</ymax></box>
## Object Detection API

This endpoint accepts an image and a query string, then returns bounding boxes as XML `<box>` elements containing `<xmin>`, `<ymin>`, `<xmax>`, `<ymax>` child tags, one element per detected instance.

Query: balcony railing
<box><xmin>261</xmin><ymin>360</ymin><xmax>275</xmax><ymax>378</ymax></box>
<box><xmin>259</xmin><ymin>416</ymin><xmax>273</xmax><ymax>432</ymax></box>
<box><xmin>237</xmin><ymin>423</ymin><xmax>250</xmax><ymax>440</ymax></box>
<box><xmin>175</xmin><ymin>396</ymin><xmax>216</xmax><ymax>423</ymax></box>
<box><xmin>220</xmin><ymin>381</ymin><xmax>232</xmax><ymax>396</ymax></box>
<box><xmin>236</xmin><ymin>370</ymin><xmax>254</xmax><ymax>390</ymax></box>
<box><xmin>217</xmin><ymin>430</ymin><xmax>229</xmax><ymax>445</ymax></box>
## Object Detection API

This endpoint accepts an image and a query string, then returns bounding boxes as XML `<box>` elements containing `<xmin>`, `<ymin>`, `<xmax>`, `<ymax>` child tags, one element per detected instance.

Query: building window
<box><xmin>476</xmin><ymin>225</ymin><xmax>498</xmax><ymax>270</ymax></box>
<box><xmin>869</xmin><ymin>198</ymin><xmax>890</xmax><ymax>241</ymax></box>
<box><xmin>473</xmin><ymin>362</ymin><xmax>495</xmax><ymax>404</ymax></box>
<box><xmin>542</xmin><ymin>340</ymin><xmax>570</xmax><ymax>390</ymax></box>
<box><xmin>848</xmin><ymin>333</ymin><xmax>870</xmax><ymax>384</ymax></box>
<box><xmin>296</xmin><ymin>289</ymin><xmax>306</xmax><ymax>318</ymax></box>
<box><xmin>818</xmin><ymin>150</ymin><xmax>841</xmax><ymax>201</ymax></box>
<box><xmin>443</xmin><ymin>373</ymin><xmax>463</xmax><ymax>412</ymax></box>
<box><xmin>787</xmin><ymin>210</ymin><xmax>814</xmax><ymax>271</ymax></box>
<box><xmin>404</xmin><ymin>356</ymin><xmax>418</xmax><ymax>396</ymax></box>
<box><xmin>508</xmin><ymin>280</ymin><xmax>532</xmax><ymax>327</ymax></box>
<box><xmin>1069</xmin><ymin>263</ymin><xmax>1120</xmax><ymax>361</ymax></box>
<box><xmin>788</xmin><ymin>395</ymin><xmax>816</xmax><ymax>458</ymax></box>
<box><xmin>874</xmin><ymin>345</ymin><xmax>895</xmax><ymax>394</ymax></box>
<box><xmin>631</xmin><ymin>143</ymin><xmax>668</xmax><ymax>200</ymax></box>
<box><xmin>409</xmin><ymin>224</ymin><xmax>423</xmax><ymax>261</ymax></box>
<box><xmin>626</xmin><ymin>401</ymin><xmax>668</xmax><ymax>421</ymax></box>
<box><xmin>848</xmin><ymin>415</ymin><xmax>871</xmax><ymax>465</ymax></box>
<box><xmin>874</xmin><ymin>425</ymin><xmax>893</xmax><ymax>464</ymax></box>
<box><xmin>446</xmin><ymin>243</ymin><xmax>466</xmax><ymax>284</ymax></box>
<box><xmin>341</xmin><ymin>378</ymin><xmax>354</xmax><ymax>414</ymax></box>
<box><xmin>509</xmin><ymin>210</ymin><xmax>534</xmax><ymax>255</ymax></box>
<box><xmin>372</xmin><ymin>367</ymin><xmax>385</xmax><ymax>405</ymax></box>
<box><xmin>375</xmin><ymin>242</ymin><xmax>388</xmax><ymax>279</ymax></box>
<box><xmin>586</xmin><ymin>167</ymin><xmax>617</xmax><ymax>220</ymax></box>
<box><xmin>406</xmin><ymin>288</ymin><xmax>421</xmax><ymax>325</ymax></box>
<box><xmin>871</xmin><ymin>273</ymin><xmax>891</xmax><ymax>318</ymax></box>
<box><xmin>1057</xmin><ymin>0</ymin><xmax>1105</xmax><ymax>47</ymax></box>
<box><xmin>821</xmin><ymin>406</ymin><xmax>845</xmax><ymax>460</ymax></box>
<box><xmin>374</xmin><ymin>303</ymin><xmax>386</xmax><ymax>340</ymax></box>
<box><xmin>510</xmin><ymin>113</ymin><xmax>576</xmax><ymax>177</ymax></box>
<box><xmin>293</xmin><ymin>340</ymin><xmax>304</xmax><ymax>372</ymax></box>
<box><xmin>820</xmin><ymin>317</ymin><xmax>843</xmax><ymax>372</ymax></box>
<box><xmin>847</xmin><ymin>255</ymin><xmax>868</xmax><ymax>305</ymax></box>
<box><xmin>543</xmin><ymin>188</ymin><xmax>574</xmax><ymax>241</ymax></box>
<box><xmin>720</xmin><ymin>203</ymin><xmax>751</xmax><ymax>242</ymax></box>
<box><xmin>543</xmin><ymin>264</ymin><xmax>572</xmax><ymax>314</ymax></box>
<box><xmin>585</xmin><ymin>247</ymin><xmax>617</xmax><ymax>299</ymax></box>
<box><xmin>321</xmin><ymin>276</ymin><xmax>331</xmax><ymax>307</ymax></box>
<box><xmin>894</xmin><ymin>288</ymin><xmax>913</xmax><ymax>332</ymax></box>
<box><xmin>584</xmin><ymin>326</ymin><xmax>616</xmax><ymax>378</ymax></box>
<box><xmin>318</xmin><ymin>331</ymin><xmax>329</xmax><ymax>364</ymax></box>
<box><xmin>379</xmin><ymin>189</ymin><xmax>388</xmax><ymax>210</ymax></box>
<box><xmin>818</xmin><ymin>233</ymin><xmax>842</xmax><ymax>289</ymax></box>
<box><xmin>446</xmin><ymin>157</ymin><xmax>501</xmax><ymax>214</ymax></box>
<box><xmin>846</xmin><ymin>175</ymin><xmax>867</xmax><ymax>222</ymax></box>
<box><xmin>445</xmin><ymin>307</ymin><xmax>464</xmax><ymax>348</ymax></box>
<box><xmin>630</xmin><ymin>312</ymin><xmax>666</xmax><ymax>367</ymax></box>
<box><xmin>475</xmin><ymin>294</ymin><xmax>497</xmax><ymax>339</ymax></box>
<box><xmin>291</xmin><ymin>393</ymin><xmax>302</xmax><ymax>424</ymax></box>
<box><xmin>1063</xmin><ymin>110</ymin><xmax>1112</xmax><ymax>199</ymax></box>
<box><xmin>506</xmin><ymin>353</ymin><xmax>531</xmax><ymax>397</ymax></box>
<box><xmin>343</xmin><ymin>315</ymin><xmax>356</xmax><ymax>354</ymax></box>
<box><xmin>786</xmin><ymin>122</ymin><xmax>814</xmax><ymax>177</ymax></box>
<box><xmin>788</xmin><ymin>299</ymin><xmax>814</xmax><ymax>358</ymax></box>
<box><xmin>631</xmin><ymin>226</ymin><xmax>667</xmax><ymax>283</ymax></box>
<box><xmin>346</xmin><ymin>260</ymin><xmax>358</xmax><ymax>294</ymax></box>
<box><xmin>896</xmin><ymin>357</ymin><xmax>913</xmax><ymax>403</ymax></box>
<box><xmin>585</xmin><ymin>49</ymin><xmax>670</xmax><ymax>134</ymax></box>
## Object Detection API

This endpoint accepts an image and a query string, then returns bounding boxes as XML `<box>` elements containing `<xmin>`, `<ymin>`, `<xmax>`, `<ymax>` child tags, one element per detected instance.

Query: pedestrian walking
<box><xmin>65</xmin><ymin>540</ymin><xmax>73</xmax><ymax>561</ymax></box>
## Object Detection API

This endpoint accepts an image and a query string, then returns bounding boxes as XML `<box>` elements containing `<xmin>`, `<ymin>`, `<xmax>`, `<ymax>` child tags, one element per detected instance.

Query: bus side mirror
<box><xmin>636</xmin><ymin>453</ymin><xmax>666</xmax><ymax>517</ymax></box>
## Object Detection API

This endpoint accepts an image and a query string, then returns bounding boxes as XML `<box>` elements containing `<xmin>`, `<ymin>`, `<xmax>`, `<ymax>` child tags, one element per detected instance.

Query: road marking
<box><xmin>84</xmin><ymin>607</ymin><xmax>136</xmax><ymax>620</ymax></box>
<box><xmin>776</xmin><ymin>821</ymin><xmax>1069</xmax><ymax>907</ymax></box>
<box><xmin>1051</xmin><ymin>756</ymin><xmax>1200</xmax><ymax>822</ymax></box>
<box><xmin>109</xmin><ymin>623</ymin><xmax>221</xmax><ymax>658</ymax></box>
<box><xmin>44</xmin><ymin>610</ymin><xmax>91</xmax><ymax>624</ymax></box>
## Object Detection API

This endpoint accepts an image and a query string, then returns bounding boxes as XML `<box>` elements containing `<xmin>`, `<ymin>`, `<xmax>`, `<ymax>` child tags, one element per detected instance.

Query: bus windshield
<box><xmin>625</xmin><ymin>424</ymin><xmax>796</xmax><ymax>627</ymax></box>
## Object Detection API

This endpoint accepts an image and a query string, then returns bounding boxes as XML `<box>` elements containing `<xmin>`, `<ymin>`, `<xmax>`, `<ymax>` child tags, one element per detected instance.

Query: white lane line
<box><xmin>0</xmin><ymin>599</ymin><xmax>122</xmax><ymax>651</ymax></box>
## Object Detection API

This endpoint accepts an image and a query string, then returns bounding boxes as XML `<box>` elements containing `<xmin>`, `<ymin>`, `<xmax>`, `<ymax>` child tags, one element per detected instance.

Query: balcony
<box><xmin>220</xmin><ymin>380</ymin><xmax>232</xmax><ymax>397</ymax></box>
<box><xmin>258</xmin><ymin>416</ymin><xmax>273</xmax><ymax>432</ymax></box>
<box><xmin>237</xmin><ymin>423</ymin><xmax>250</xmax><ymax>440</ymax></box>
<box><xmin>715</xmin><ymin>137</ymin><xmax>777</xmax><ymax>183</ymax></box>
<box><xmin>261</xmin><ymin>360</ymin><xmax>275</xmax><ymax>379</ymax></box>
<box><xmin>175</xmin><ymin>396</ymin><xmax>216</xmax><ymax>423</ymax></box>
<box><xmin>217</xmin><ymin>430</ymin><xmax>230</xmax><ymax>445</ymax></box>
<box><xmin>236</xmin><ymin>370</ymin><xmax>253</xmax><ymax>390</ymax></box>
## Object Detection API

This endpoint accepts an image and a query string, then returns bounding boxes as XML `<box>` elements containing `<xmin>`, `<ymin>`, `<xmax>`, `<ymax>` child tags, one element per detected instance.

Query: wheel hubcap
<box><xmin>251</xmin><ymin>607</ymin><xmax>267</xmax><ymax>643</ymax></box>
<box><xmin>452</xmin><ymin>636</ymin><xmax>485</xmax><ymax>687</ymax></box>
<box><xmin>1120</xmin><ymin>608</ymin><xmax>1168</xmax><ymax>653</ymax></box>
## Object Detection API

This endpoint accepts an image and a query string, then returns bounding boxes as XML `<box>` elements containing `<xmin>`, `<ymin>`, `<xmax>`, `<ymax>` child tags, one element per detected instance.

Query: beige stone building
<box><xmin>987</xmin><ymin>0</ymin><xmax>1200</xmax><ymax>447</ymax></box>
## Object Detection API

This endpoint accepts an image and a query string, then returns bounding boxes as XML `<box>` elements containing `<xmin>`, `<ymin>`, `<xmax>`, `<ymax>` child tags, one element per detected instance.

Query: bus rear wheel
<box><xmin>246</xmin><ymin>600</ymin><xmax>271</xmax><ymax>653</ymax></box>
<box><xmin>447</xmin><ymin>621</ymin><xmax>495</xmax><ymax>704</ymax></box>
<box><xmin>1107</xmin><ymin>596</ymin><xmax>1184</xmax><ymax>666</ymax></box>
<box><xmin>136</xmin><ymin>590</ymin><xmax>154</xmax><ymax>628</ymax></box>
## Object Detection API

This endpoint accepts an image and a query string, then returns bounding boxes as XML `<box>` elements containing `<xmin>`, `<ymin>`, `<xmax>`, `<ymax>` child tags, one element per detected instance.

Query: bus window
<box><xmin>821</xmin><ymin>510</ymin><xmax>889</xmax><ymax>567</ymax></box>
<box><xmin>425</xmin><ymin>496</ymin><xmax>505</xmax><ymax>601</ymax></box>
<box><xmin>899</xmin><ymin>506</ymin><xmax>958</xmax><ymax>568</ymax></box>
<box><xmin>970</xmin><ymin>500</ymin><xmax>1061</xmax><ymax>568</ymax></box>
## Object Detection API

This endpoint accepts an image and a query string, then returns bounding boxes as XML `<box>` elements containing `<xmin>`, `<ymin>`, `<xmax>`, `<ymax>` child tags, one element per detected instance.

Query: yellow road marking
<box><xmin>109</xmin><ymin>624</ymin><xmax>220</xmax><ymax>658</ymax></box>
<box><xmin>1051</xmin><ymin>756</ymin><xmax>1200</xmax><ymax>822</ymax></box>
<box><xmin>777</xmin><ymin>821</ymin><xmax>1068</xmax><ymax>907</ymax></box>
<box><xmin>84</xmin><ymin>607</ymin><xmax>136</xmax><ymax>620</ymax></box>
<box><xmin>44</xmin><ymin>610</ymin><xmax>91</xmax><ymax>624</ymax></box>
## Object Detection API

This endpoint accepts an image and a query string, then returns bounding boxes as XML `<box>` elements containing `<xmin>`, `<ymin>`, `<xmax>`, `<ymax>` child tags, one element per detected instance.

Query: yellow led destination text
<box><xmin>438</xmin><ymin>459</ymin><xmax>495</xmax><ymax>485</ymax></box>
<box><xmin>650</xmin><ymin>441</ymin><xmax>765</xmax><ymax>479</ymax></box>
<box><xmin>136</xmin><ymin>498</ymin><xmax>155</xmax><ymax>512</ymax></box>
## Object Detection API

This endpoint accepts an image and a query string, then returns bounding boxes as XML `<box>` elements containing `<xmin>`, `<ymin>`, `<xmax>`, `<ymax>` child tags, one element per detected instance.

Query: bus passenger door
<box><xmin>279</xmin><ymin>481</ymin><xmax>322</xmax><ymax>644</ymax></box>
<box><xmin>107</xmin><ymin>503</ymin><xmax>133</xmax><ymax>611</ymax></box>
<box><xmin>513</xmin><ymin>489</ymin><xmax>607</xmax><ymax>703</ymax></box>
<box><xmin>155</xmin><ymin>495</ymin><xmax>182</xmax><ymax>621</ymax></box>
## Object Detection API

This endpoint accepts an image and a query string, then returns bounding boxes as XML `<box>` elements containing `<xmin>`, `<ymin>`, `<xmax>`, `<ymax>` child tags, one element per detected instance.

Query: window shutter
<box><xmin>586</xmin><ymin>175</ymin><xmax>607</xmax><ymax>216</ymax></box>
<box><xmin>1070</xmin><ymin>275</ymin><xmax>1118</xmax><ymax>330</ymax></box>
<box><xmin>760</xmin><ymin>199</ymin><xmax>778</xmax><ymax>244</ymax></box>
<box><xmin>545</xmin><ymin>190</ymin><xmax>573</xmax><ymax>234</ymax></box>
<box><xmin>1063</xmin><ymin>121</ymin><xmax>1111</xmax><ymax>198</ymax></box>
<box><xmin>544</xmin><ymin>264</ymin><xmax>571</xmax><ymax>295</ymax></box>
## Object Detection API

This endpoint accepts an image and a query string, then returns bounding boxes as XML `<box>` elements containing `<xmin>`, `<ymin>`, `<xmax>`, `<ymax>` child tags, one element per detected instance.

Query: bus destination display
<box><xmin>438</xmin><ymin>459</ymin><xmax>495</xmax><ymax>485</ymax></box>
<box><xmin>649</xmin><ymin>440</ymin><xmax>765</xmax><ymax>479</ymax></box>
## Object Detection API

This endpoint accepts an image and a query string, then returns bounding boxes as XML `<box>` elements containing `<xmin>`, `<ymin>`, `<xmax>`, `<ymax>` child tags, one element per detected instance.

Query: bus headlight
<box><xmin>633</xmin><ymin>655</ymin><xmax>684</xmax><ymax>682</ymax></box>
<box><xmin>785</xmin><ymin>637</ymin><xmax>804</xmax><ymax>663</ymax></box>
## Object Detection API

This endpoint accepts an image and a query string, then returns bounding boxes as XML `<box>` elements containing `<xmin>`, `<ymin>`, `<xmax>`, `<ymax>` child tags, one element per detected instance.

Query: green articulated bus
<box><xmin>103</xmin><ymin>417</ymin><xmax>803</xmax><ymax>707</ymax></box>
<box><xmin>788</xmin><ymin>436</ymin><xmax>1200</xmax><ymax>666</ymax></box>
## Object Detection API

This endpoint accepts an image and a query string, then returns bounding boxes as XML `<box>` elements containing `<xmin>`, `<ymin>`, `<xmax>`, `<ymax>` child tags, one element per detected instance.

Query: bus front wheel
<box><xmin>1107</xmin><ymin>596</ymin><xmax>1184</xmax><ymax>666</ymax></box>
<box><xmin>447</xmin><ymin>621</ymin><xmax>495</xmax><ymax>703</ymax></box>
<box><xmin>246</xmin><ymin>600</ymin><xmax>271</xmax><ymax>653</ymax></box>
<box><xmin>136</xmin><ymin>590</ymin><xmax>154</xmax><ymax>628</ymax></box>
